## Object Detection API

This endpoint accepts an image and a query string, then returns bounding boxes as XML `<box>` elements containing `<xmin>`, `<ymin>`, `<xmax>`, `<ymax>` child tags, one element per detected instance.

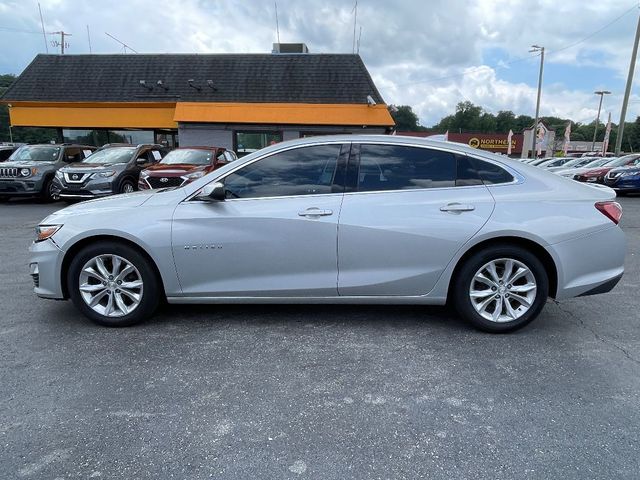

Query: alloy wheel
<box><xmin>469</xmin><ymin>258</ymin><xmax>537</xmax><ymax>323</ymax></box>
<box><xmin>122</xmin><ymin>183</ymin><xmax>134</xmax><ymax>194</ymax></box>
<box><xmin>78</xmin><ymin>254</ymin><xmax>144</xmax><ymax>317</ymax></box>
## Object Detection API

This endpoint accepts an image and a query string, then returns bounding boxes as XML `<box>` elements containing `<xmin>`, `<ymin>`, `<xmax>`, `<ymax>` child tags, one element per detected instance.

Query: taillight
<box><xmin>595</xmin><ymin>201</ymin><xmax>622</xmax><ymax>225</ymax></box>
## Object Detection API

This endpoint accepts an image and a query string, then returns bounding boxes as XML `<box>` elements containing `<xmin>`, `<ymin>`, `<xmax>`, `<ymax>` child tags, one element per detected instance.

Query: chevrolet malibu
<box><xmin>29</xmin><ymin>136</ymin><xmax>626</xmax><ymax>333</ymax></box>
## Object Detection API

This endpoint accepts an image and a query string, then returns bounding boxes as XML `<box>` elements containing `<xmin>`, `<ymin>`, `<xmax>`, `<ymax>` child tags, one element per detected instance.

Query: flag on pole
<box><xmin>563</xmin><ymin>121</ymin><xmax>571</xmax><ymax>156</ymax></box>
<box><xmin>602</xmin><ymin>113</ymin><xmax>612</xmax><ymax>154</ymax></box>
<box><xmin>507</xmin><ymin>129</ymin><xmax>514</xmax><ymax>155</ymax></box>
<box><xmin>443</xmin><ymin>130</ymin><xmax>449</xmax><ymax>142</ymax></box>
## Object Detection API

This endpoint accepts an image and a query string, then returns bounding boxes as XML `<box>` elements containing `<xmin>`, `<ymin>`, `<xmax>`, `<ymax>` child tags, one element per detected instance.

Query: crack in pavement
<box><xmin>551</xmin><ymin>300</ymin><xmax>640</xmax><ymax>366</ymax></box>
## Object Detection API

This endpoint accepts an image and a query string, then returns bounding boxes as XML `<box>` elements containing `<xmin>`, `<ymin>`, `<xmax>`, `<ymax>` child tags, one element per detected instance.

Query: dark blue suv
<box><xmin>604</xmin><ymin>157</ymin><xmax>640</xmax><ymax>195</ymax></box>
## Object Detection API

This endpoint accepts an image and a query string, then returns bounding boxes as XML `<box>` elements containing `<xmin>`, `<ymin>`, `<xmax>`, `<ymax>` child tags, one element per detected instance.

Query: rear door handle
<box><xmin>298</xmin><ymin>208</ymin><xmax>333</xmax><ymax>217</ymax></box>
<box><xmin>440</xmin><ymin>203</ymin><xmax>475</xmax><ymax>213</ymax></box>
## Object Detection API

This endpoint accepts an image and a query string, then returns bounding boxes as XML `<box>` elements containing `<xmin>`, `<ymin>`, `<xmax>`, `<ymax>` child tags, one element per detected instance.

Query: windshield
<box><xmin>607</xmin><ymin>155</ymin><xmax>640</xmax><ymax>167</ymax></box>
<box><xmin>82</xmin><ymin>147</ymin><xmax>136</xmax><ymax>164</ymax></box>
<box><xmin>584</xmin><ymin>158</ymin><xmax>611</xmax><ymax>168</ymax></box>
<box><xmin>8</xmin><ymin>145</ymin><xmax>60</xmax><ymax>162</ymax></box>
<box><xmin>161</xmin><ymin>149</ymin><xmax>213</xmax><ymax>165</ymax></box>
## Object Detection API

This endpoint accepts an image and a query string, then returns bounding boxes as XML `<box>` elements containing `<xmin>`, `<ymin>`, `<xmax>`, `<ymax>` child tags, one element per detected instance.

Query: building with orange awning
<box><xmin>1</xmin><ymin>45</ymin><xmax>394</xmax><ymax>154</ymax></box>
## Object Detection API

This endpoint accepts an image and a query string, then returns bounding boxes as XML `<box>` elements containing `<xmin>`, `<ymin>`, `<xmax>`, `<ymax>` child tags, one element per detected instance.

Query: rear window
<box><xmin>459</xmin><ymin>156</ymin><xmax>514</xmax><ymax>185</ymax></box>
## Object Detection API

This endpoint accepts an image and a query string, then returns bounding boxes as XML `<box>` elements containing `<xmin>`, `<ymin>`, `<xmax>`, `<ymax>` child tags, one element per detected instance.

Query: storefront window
<box><xmin>109</xmin><ymin>130</ymin><xmax>154</xmax><ymax>145</ymax></box>
<box><xmin>234</xmin><ymin>131</ymin><xmax>282</xmax><ymax>158</ymax></box>
<box><xmin>63</xmin><ymin>129</ymin><xmax>109</xmax><ymax>146</ymax></box>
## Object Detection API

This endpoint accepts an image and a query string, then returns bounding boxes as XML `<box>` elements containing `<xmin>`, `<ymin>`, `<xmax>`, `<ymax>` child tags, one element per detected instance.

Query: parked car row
<box><xmin>0</xmin><ymin>143</ymin><xmax>238</xmax><ymax>202</ymax></box>
<box><xmin>521</xmin><ymin>154</ymin><xmax>640</xmax><ymax>195</ymax></box>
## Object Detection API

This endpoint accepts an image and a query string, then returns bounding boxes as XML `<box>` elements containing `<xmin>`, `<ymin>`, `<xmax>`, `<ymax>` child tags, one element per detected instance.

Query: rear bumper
<box><xmin>550</xmin><ymin>225</ymin><xmax>626</xmax><ymax>300</ymax></box>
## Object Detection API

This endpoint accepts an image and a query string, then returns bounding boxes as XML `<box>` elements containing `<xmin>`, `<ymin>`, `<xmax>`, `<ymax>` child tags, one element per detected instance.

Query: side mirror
<box><xmin>136</xmin><ymin>157</ymin><xmax>147</xmax><ymax>165</ymax></box>
<box><xmin>196</xmin><ymin>182</ymin><xmax>226</xmax><ymax>202</ymax></box>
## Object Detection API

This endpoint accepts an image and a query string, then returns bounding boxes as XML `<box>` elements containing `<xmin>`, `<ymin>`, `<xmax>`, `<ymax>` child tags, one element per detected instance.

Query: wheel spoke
<box><xmin>104</xmin><ymin>293</ymin><xmax>115</xmax><ymax>316</ymax></box>
<box><xmin>95</xmin><ymin>257</ymin><xmax>111</xmax><ymax>279</ymax></box>
<box><xmin>509</xmin><ymin>283</ymin><xmax>536</xmax><ymax>293</ymax></box>
<box><xmin>474</xmin><ymin>272</ymin><xmax>497</xmax><ymax>288</ymax></box>
<box><xmin>470</xmin><ymin>289</ymin><xmax>494</xmax><ymax>299</ymax></box>
<box><xmin>507</xmin><ymin>267</ymin><xmax>529</xmax><ymax>284</ymax></box>
<box><xmin>502</xmin><ymin>259</ymin><xmax>514</xmax><ymax>282</ymax></box>
<box><xmin>120</xmin><ymin>280</ymin><xmax>142</xmax><ymax>290</ymax></box>
<box><xmin>510</xmin><ymin>292</ymin><xmax>532</xmax><ymax>307</ymax></box>
<box><xmin>111</xmin><ymin>256</ymin><xmax>122</xmax><ymax>277</ymax></box>
<box><xmin>492</xmin><ymin>296</ymin><xmax>503</xmax><ymax>322</ymax></box>
<box><xmin>89</xmin><ymin>289</ymin><xmax>108</xmax><ymax>307</ymax></box>
<box><xmin>114</xmin><ymin>293</ymin><xmax>129</xmax><ymax>315</ymax></box>
<box><xmin>119</xmin><ymin>288</ymin><xmax>141</xmax><ymax>303</ymax></box>
<box><xmin>504</xmin><ymin>298</ymin><xmax>518</xmax><ymax>319</ymax></box>
<box><xmin>80</xmin><ymin>283</ymin><xmax>105</xmax><ymax>293</ymax></box>
<box><xmin>116</xmin><ymin>265</ymin><xmax>135</xmax><ymax>282</ymax></box>
<box><xmin>486</xmin><ymin>262</ymin><xmax>500</xmax><ymax>283</ymax></box>
<box><xmin>476</xmin><ymin>295</ymin><xmax>496</xmax><ymax>314</ymax></box>
<box><xmin>83</xmin><ymin>266</ymin><xmax>105</xmax><ymax>282</ymax></box>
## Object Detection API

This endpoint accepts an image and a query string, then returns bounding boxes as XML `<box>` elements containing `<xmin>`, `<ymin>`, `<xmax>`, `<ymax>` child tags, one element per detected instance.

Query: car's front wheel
<box><xmin>119</xmin><ymin>179</ymin><xmax>136</xmax><ymax>194</ymax></box>
<box><xmin>452</xmin><ymin>245</ymin><xmax>549</xmax><ymax>333</ymax></box>
<box><xmin>67</xmin><ymin>242</ymin><xmax>161</xmax><ymax>327</ymax></box>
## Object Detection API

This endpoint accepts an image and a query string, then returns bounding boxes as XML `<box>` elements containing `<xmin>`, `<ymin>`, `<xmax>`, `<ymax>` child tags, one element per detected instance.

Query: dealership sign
<box><xmin>448</xmin><ymin>133</ymin><xmax>523</xmax><ymax>154</ymax></box>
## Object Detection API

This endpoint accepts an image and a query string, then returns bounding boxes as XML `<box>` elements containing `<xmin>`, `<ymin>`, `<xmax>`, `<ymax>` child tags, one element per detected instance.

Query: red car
<box><xmin>139</xmin><ymin>147</ymin><xmax>237</xmax><ymax>190</ymax></box>
<box><xmin>573</xmin><ymin>154</ymin><xmax>640</xmax><ymax>184</ymax></box>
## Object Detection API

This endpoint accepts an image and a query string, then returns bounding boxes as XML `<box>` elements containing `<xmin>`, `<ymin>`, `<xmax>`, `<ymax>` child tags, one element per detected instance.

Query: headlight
<box><xmin>55</xmin><ymin>170</ymin><xmax>63</xmax><ymax>179</ymax></box>
<box><xmin>140</xmin><ymin>170</ymin><xmax>149</xmax><ymax>179</ymax></box>
<box><xmin>620</xmin><ymin>171</ymin><xmax>639</xmax><ymax>177</ymax></box>
<box><xmin>20</xmin><ymin>168</ymin><xmax>35</xmax><ymax>177</ymax></box>
<box><xmin>35</xmin><ymin>224</ymin><xmax>62</xmax><ymax>242</ymax></box>
<box><xmin>182</xmin><ymin>171</ymin><xmax>206</xmax><ymax>180</ymax></box>
<box><xmin>92</xmin><ymin>170</ymin><xmax>116</xmax><ymax>178</ymax></box>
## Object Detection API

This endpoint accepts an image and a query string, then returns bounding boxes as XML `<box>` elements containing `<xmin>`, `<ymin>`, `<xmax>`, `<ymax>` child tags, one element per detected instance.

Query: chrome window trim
<box><xmin>183</xmin><ymin>140</ymin><xmax>523</xmax><ymax>203</ymax></box>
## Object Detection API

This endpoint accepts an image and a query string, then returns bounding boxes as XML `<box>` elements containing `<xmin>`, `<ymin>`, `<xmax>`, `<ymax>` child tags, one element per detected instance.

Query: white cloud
<box><xmin>2</xmin><ymin>0</ymin><xmax>640</xmax><ymax>126</ymax></box>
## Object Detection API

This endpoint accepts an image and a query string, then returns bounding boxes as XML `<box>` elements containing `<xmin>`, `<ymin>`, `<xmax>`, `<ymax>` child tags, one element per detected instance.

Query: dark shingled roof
<box><xmin>1</xmin><ymin>53</ymin><xmax>386</xmax><ymax>105</ymax></box>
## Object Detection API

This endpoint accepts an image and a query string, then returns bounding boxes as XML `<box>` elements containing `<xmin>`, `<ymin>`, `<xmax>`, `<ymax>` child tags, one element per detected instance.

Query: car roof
<box><xmin>172</xmin><ymin>146</ymin><xmax>221</xmax><ymax>151</ymax></box>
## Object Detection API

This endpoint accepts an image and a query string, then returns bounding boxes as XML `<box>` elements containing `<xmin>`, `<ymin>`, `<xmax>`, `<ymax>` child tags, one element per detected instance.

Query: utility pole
<box><xmin>591</xmin><ymin>90</ymin><xmax>611</xmax><ymax>152</ymax></box>
<box><xmin>51</xmin><ymin>31</ymin><xmax>71</xmax><ymax>54</ymax></box>
<box><xmin>530</xmin><ymin>45</ymin><xmax>545</xmax><ymax>158</ymax></box>
<box><xmin>616</xmin><ymin>11</ymin><xmax>640</xmax><ymax>155</ymax></box>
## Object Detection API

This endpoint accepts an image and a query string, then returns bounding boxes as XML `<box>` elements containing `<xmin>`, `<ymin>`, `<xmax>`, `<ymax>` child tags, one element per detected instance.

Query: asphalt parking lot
<box><xmin>1</xmin><ymin>197</ymin><xmax>639</xmax><ymax>479</ymax></box>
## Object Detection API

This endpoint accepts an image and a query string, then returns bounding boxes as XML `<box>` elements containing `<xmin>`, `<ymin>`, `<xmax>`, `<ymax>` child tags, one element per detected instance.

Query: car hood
<box><xmin>45</xmin><ymin>190</ymin><xmax>158</xmax><ymax>221</ymax></box>
<box><xmin>1</xmin><ymin>161</ymin><xmax>55</xmax><ymax>168</ymax></box>
<box><xmin>608</xmin><ymin>165</ymin><xmax>640</xmax><ymax>175</ymax></box>
<box><xmin>144</xmin><ymin>164</ymin><xmax>205</xmax><ymax>174</ymax></box>
<box><xmin>60</xmin><ymin>163</ymin><xmax>126</xmax><ymax>172</ymax></box>
<box><xmin>580</xmin><ymin>167</ymin><xmax>612</xmax><ymax>176</ymax></box>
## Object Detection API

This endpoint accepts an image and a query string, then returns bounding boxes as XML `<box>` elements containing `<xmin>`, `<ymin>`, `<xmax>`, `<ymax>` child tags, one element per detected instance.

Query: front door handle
<box><xmin>440</xmin><ymin>203</ymin><xmax>475</xmax><ymax>213</ymax></box>
<box><xmin>298</xmin><ymin>207</ymin><xmax>333</xmax><ymax>217</ymax></box>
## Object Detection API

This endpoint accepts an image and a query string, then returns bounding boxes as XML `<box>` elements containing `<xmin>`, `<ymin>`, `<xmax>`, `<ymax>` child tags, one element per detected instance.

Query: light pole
<box><xmin>530</xmin><ymin>45</ymin><xmax>544</xmax><ymax>158</ymax></box>
<box><xmin>591</xmin><ymin>90</ymin><xmax>611</xmax><ymax>152</ymax></box>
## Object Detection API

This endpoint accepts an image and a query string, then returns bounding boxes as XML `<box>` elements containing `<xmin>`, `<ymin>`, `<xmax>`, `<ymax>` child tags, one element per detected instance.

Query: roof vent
<box><xmin>272</xmin><ymin>43</ymin><xmax>309</xmax><ymax>54</ymax></box>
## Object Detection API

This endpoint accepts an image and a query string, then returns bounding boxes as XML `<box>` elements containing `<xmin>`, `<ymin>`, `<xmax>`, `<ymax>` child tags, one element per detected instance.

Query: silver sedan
<box><xmin>29</xmin><ymin>135</ymin><xmax>626</xmax><ymax>332</ymax></box>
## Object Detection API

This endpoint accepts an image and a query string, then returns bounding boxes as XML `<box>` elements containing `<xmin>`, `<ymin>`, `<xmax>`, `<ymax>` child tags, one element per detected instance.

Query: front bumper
<box><xmin>0</xmin><ymin>178</ymin><xmax>44</xmax><ymax>196</ymax></box>
<box><xmin>53</xmin><ymin>177</ymin><xmax>116</xmax><ymax>199</ymax></box>
<box><xmin>29</xmin><ymin>238</ymin><xmax>65</xmax><ymax>299</ymax></box>
<box><xmin>550</xmin><ymin>225</ymin><xmax>626</xmax><ymax>300</ymax></box>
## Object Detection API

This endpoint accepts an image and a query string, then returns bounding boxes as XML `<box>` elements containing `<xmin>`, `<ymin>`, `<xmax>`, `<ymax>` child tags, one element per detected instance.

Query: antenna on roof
<box><xmin>87</xmin><ymin>25</ymin><xmax>92</xmax><ymax>53</ymax></box>
<box><xmin>351</xmin><ymin>0</ymin><xmax>358</xmax><ymax>54</ymax></box>
<box><xmin>356</xmin><ymin>25</ymin><xmax>362</xmax><ymax>54</ymax></box>
<box><xmin>105</xmin><ymin>32</ymin><xmax>139</xmax><ymax>54</ymax></box>
<box><xmin>37</xmin><ymin>3</ymin><xmax>48</xmax><ymax>53</ymax></box>
<box><xmin>275</xmin><ymin>2</ymin><xmax>281</xmax><ymax>44</ymax></box>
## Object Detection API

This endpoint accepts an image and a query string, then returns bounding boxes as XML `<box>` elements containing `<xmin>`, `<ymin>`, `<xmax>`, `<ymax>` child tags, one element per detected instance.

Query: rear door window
<box><xmin>357</xmin><ymin>145</ymin><xmax>456</xmax><ymax>192</ymax></box>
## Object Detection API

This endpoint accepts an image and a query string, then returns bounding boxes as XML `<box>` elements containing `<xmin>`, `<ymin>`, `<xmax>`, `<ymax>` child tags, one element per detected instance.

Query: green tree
<box><xmin>495</xmin><ymin>110</ymin><xmax>516</xmax><ymax>133</ymax></box>
<box><xmin>390</xmin><ymin>105</ymin><xmax>423</xmax><ymax>131</ymax></box>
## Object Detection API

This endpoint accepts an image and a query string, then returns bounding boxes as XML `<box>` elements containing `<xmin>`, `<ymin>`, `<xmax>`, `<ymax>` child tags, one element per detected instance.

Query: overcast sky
<box><xmin>1</xmin><ymin>0</ymin><xmax>640</xmax><ymax>127</ymax></box>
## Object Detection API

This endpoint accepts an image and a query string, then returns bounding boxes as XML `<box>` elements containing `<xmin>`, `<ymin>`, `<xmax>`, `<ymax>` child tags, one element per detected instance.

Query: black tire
<box><xmin>452</xmin><ymin>244</ymin><xmax>549</xmax><ymax>333</ymax></box>
<box><xmin>40</xmin><ymin>177</ymin><xmax>56</xmax><ymax>202</ymax></box>
<box><xmin>119</xmin><ymin>178</ymin><xmax>136</xmax><ymax>194</ymax></box>
<box><xmin>67</xmin><ymin>241</ymin><xmax>161</xmax><ymax>327</ymax></box>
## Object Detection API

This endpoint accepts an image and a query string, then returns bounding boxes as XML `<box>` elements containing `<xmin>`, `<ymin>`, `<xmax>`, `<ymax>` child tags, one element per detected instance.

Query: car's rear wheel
<box><xmin>119</xmin><ymin>179</ymin><xmax>136</xmax><ymax>194</ymax></box>
<box><xmin>453</xmin><ymin>245</ymin><xmax>549</xmax><ymax>333</ymax></box>
<box><xmin>67</xmin><ymin>242</ymin><xmax>161</xmax><ymax>327</ymax></box>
